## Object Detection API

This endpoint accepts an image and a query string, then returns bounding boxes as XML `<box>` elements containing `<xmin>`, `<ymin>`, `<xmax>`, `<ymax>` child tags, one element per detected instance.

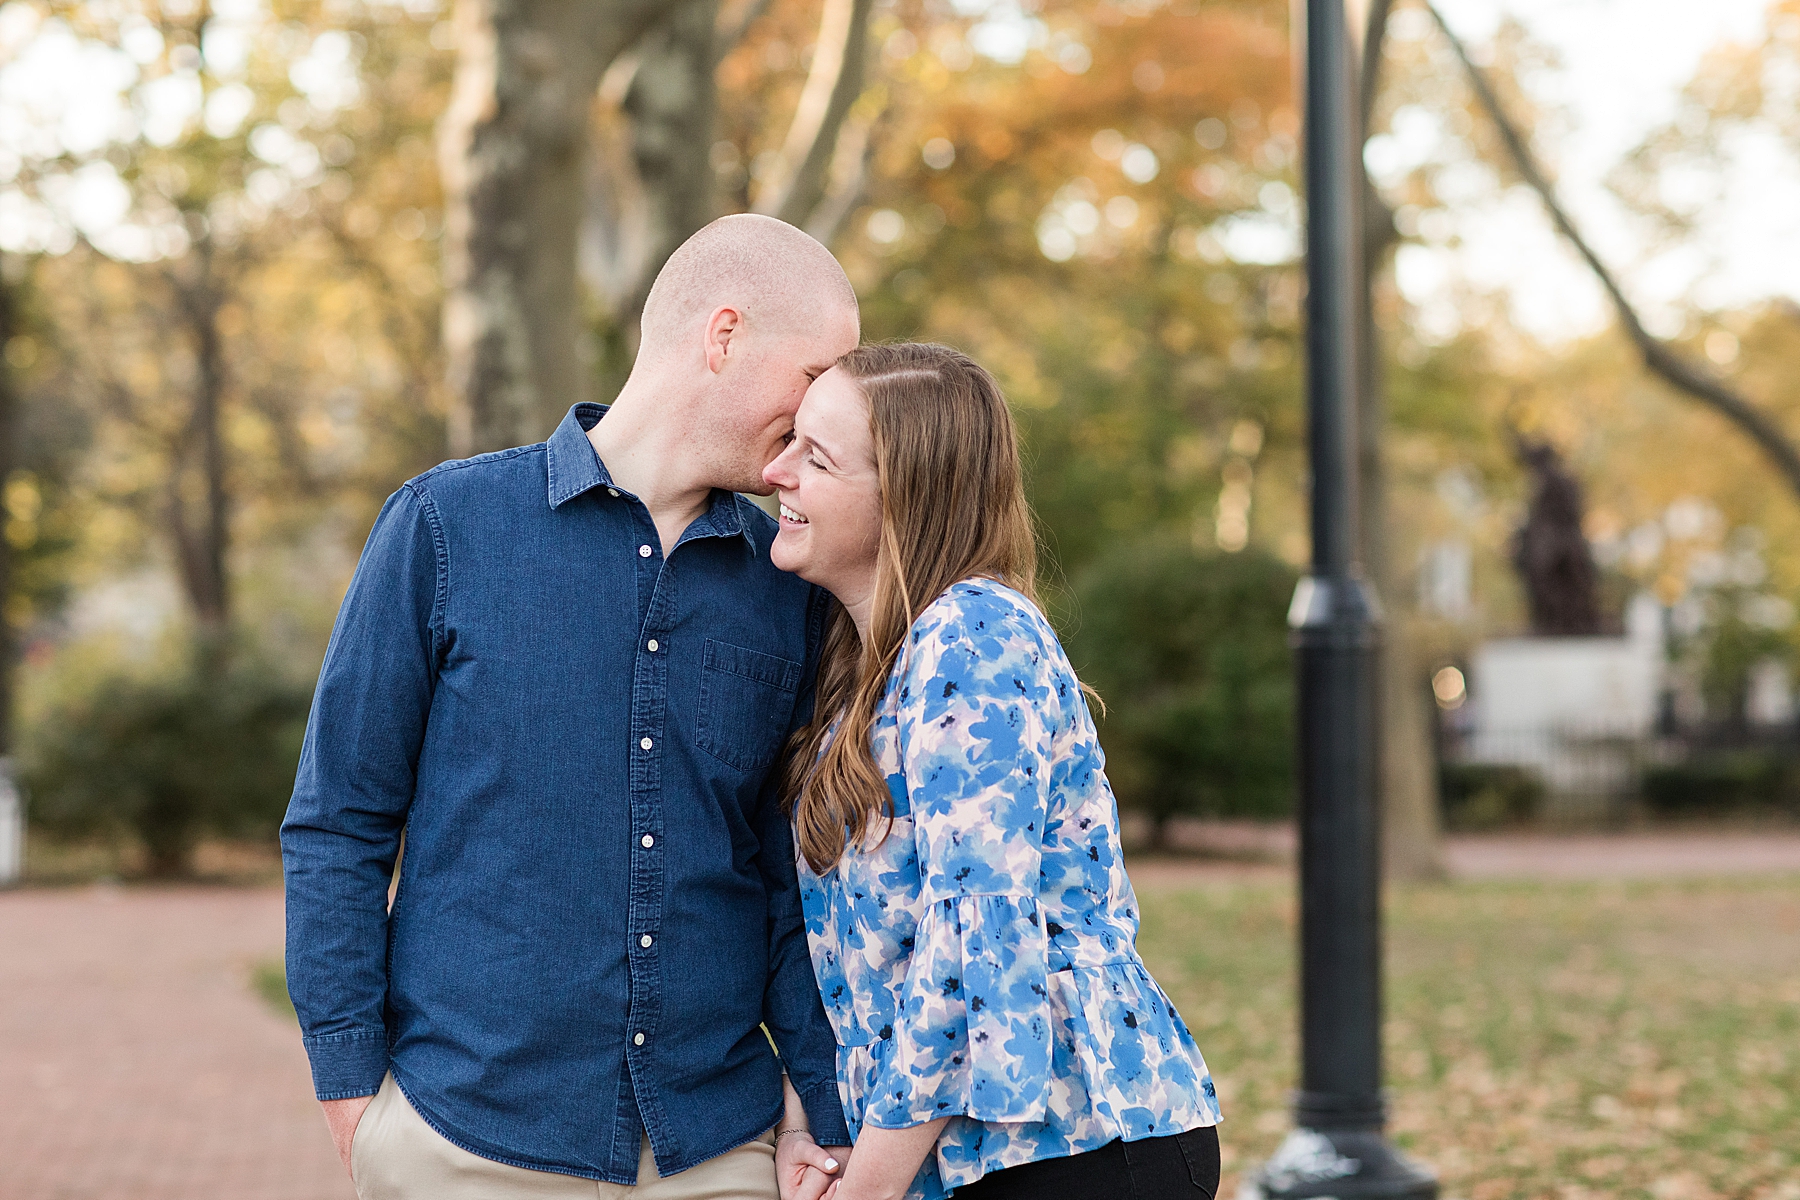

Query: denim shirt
<box><xmin>280</xmin><ymin>403</ymin><xmax>851</xmax><ymax>1184</ymax></box>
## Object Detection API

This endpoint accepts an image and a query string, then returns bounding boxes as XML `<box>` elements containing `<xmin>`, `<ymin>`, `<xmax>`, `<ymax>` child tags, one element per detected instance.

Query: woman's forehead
<box><xmin>797</xmin><ymin>370</ymin><xmax>867</xmax><ymax>432</ymax></box>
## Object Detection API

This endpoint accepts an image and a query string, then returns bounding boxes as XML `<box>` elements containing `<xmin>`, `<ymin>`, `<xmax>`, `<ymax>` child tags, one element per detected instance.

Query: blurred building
<box><xmin>1459</xmin><ymin>593</ymin><xmax>1663</xmax><ymax>820</ymax></box>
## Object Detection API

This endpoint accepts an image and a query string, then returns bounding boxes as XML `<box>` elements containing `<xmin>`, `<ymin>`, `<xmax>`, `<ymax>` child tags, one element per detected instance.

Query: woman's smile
<box><xmin>762</xmin><ymin>366</ymin><xmax>885</xmax><ymax>639</ymax></box>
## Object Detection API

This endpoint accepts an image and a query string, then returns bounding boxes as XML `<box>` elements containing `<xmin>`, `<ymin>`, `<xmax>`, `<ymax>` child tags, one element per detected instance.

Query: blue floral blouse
<box><xmin>796</xmin><ymin>580</ymin><xmax>1221</xmax><ymax>1198</ymax></box>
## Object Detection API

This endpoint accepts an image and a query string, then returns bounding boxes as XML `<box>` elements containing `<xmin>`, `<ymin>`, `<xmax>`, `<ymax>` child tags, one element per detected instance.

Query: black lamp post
<box><xmin>1244</xmin><ymin>3</ymin><xmax>1436</xmax><ymax>1198</ymax></box>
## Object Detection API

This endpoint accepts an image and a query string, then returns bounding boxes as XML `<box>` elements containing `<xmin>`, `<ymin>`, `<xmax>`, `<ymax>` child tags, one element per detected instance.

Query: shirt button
<box><xmin>640</xmin><ymin>736</ymin><xmax>653</xmax><ymax>751</ymax></box>
<box><xmin>634</xmin><ymin>1033</ymin><xmax>646</xmax><ymax>1046</ymax></box>
<box><xmin>638</xmin><ymin>544</ymin><xmax>652</xmax><ymax>558</ymax></box>
<box><xmin>646</xmin><ymin>639</ymin><xmax>659</xmax><ymax>653</ymax></box>
<box><xmin>607</xmin><ymin>488</ymin><xmax>619</xmax><ymax>497</ymax></box>
<box><xmin>641</xmin><ymin>834</ymin><xmax>654</xmax><ymax>849</ymax></box>
<box><xmin>640</xmin><ymin>934</ymin><xmax>653</xmax><ymax>948</ymax></box>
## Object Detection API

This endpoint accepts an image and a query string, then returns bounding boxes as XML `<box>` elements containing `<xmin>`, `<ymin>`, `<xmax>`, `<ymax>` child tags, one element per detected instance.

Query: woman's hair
<box><xmin>783</xmin><ymin>342</ymin><xmax>1038</xmax><ymax>874</ymax></box>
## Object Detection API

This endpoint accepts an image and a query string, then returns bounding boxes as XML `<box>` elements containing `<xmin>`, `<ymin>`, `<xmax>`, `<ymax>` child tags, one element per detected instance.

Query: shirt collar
<box><xmin>676</xmin><ymin>488</ymin><xmax>760</xmax><ymax>556</ymax></box>
<box><xmin>544</xmin><ymin>402</ymin><xmax>758</xmax><ymax>555</ymax></box>
<box><xmin>545</xmin><ymin>403</ymin><xmax>612</xmax><ymax>509</ymax></box>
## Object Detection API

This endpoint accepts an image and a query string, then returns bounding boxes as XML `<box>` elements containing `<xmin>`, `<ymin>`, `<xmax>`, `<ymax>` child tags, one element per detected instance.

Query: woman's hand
<box><xmin>776</xmin><ymin>1131</ymin><xmax>845</xmax><ymax>1200</ymax></box>
<box><xmin>825</xmin><ymin>1119</ymin><xmax>950</xmax><ymax>1200</ymax></box>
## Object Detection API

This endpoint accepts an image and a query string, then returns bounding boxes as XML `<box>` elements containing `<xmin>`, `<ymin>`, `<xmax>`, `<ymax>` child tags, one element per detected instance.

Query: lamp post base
<box><xmin>1239</xmin><ymin>1129</ymin><xmax>1438</xmax><ymax>1200</ymax></box>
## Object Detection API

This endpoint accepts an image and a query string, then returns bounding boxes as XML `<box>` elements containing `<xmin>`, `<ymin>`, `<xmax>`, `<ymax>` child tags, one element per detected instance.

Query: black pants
<box><xmin>952</xmin><ymin>1127</ymin><xmax>1220</xmax><ymax>1200</ymax></box>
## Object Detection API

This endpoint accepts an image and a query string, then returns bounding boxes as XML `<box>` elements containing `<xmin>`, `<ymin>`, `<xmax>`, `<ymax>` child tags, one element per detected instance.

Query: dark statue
<box><xmin>1511</xmin><ymin>434</ymin><xmax>1603</xmax><ymax>636</ymax></box>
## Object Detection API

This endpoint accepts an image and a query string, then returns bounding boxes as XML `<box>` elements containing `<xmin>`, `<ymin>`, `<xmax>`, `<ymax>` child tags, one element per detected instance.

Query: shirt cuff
<box><xmin>302</xmin><ymin>1029</ymin><xmax>389</xmax><ymax>1101</ymax></box>
<box><xmin>798</xmin><ymin>1077</ymin><xmax>852</xmax><ymax>1147</ymax></box>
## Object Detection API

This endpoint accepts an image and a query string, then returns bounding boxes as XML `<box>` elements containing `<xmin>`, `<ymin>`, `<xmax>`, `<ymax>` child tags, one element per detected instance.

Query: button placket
<box><xmin>627</xmin><ymin>553</ymin><xmax>668</xmax><ymax>801</ymax></box>
<box><xmin>623</xmin><ymin>521</ymin><xmax>672</xmax><ymax>1109</ymax></box>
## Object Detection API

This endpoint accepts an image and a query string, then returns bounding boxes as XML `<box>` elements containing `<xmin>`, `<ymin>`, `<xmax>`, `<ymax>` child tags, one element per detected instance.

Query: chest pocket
<box><xmin>696</xmin><ymin>638</ymin><xmax>804</xmax><ymax>772</ymax></box>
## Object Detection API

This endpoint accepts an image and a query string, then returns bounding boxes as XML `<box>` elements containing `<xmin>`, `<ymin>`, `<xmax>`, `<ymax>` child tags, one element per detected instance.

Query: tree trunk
<box><xmin>0</xmin><ymin>254</ymin><xmax>18</xmax><ymax>755</ymax></box>
<box><xmin>438</xmin><ymin>0</ymin><xmax>678</xmax><ymax>456</ymax></box>
<box><xmin>139</xmin><ymin>787</ymin><xmax>196</xmax><ymax>879</ymax></box>
<box><xmin>1148</xmin><ymin>809</ymin><xmax>1171</xmax><ymax>855</ymax></box>
<box><xmin>165</xmin><ymin>244</ymin><xmax>232</xmax><ymax>640</ymax></box>
<box><xmin>618</xmin><ymin>0</ymin><xmax>722</xmax><ymax>341</ymax></box>
<box><xmin>1357</xmin><ymin>0</ymin><xmax>1446</xmax><ymax>881</ymax></box>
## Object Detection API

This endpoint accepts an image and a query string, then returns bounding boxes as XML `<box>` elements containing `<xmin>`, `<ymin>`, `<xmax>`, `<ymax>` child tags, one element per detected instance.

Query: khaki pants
<box><xmin>351</xmin><ymin>1074</ymin><xmax>778</xmax><ymax>1200</ymax></box>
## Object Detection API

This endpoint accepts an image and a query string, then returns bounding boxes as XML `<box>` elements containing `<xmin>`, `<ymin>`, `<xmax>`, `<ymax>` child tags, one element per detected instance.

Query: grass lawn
<box><xmin>1133</xmin><ymin>872</ymin><xmax>1800</xmax><ymax>1200</ymax></box>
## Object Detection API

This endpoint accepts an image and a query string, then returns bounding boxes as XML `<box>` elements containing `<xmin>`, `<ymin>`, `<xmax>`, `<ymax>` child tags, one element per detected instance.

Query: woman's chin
<box><xmin>769</xmin><ymin>532</ymin><xmax>811</xmax><ymax>579</ymax></box>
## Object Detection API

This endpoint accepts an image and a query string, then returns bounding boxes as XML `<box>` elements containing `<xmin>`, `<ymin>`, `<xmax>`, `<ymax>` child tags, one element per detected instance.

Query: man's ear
<box><xmin>704</xmin><ymin>306</ymin><xmax>743</xmax><ymax>375</ymax></box>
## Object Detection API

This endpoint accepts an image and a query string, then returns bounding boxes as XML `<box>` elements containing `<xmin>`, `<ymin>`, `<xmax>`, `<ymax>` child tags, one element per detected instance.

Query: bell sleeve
<box><xmin>860</xmin><ymin>591</ymin><xmax>1058</xmax><ymax>1131</ymax></box>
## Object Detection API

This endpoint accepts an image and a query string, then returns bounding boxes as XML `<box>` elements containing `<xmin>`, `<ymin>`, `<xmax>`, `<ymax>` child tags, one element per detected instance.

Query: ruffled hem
<box><xmin>841</xmin><ymin>958</ymin><xmax>1220</xmax><ymax>1197</ymax></box>
<box><xmin>855</xmin><ymin>893</ymin><xmax>1054</xmax><ymax>1130</ymax></box>
<box><xmin>1046</xmin><ymin>962</ymin><xmax>1219</xmax><ymax>1137</ymax></box>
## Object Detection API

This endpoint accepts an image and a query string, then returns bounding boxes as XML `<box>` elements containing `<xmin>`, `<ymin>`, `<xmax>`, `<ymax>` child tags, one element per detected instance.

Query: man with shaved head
<box><xmin>282</xmin><ymin>215</ymin><xmax>859</xmax><ymax>1200</ymax></box>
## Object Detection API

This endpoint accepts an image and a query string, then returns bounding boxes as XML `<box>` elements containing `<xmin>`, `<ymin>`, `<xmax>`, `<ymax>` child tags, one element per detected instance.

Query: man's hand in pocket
<box><xmin>321</xmin><ymin>1095</ymin><xmax>375</xmax><ymax>1178</ymax></box>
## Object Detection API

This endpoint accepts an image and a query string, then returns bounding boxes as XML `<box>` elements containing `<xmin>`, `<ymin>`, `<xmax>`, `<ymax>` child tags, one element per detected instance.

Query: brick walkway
<box><xmin>1444</xmin><ymin>828</ymin><xmax>1800</xmax><ymax>879</ymax></box>
<box><xmin>0</xmin><ymin>885</ymin><xmax>349</xmax><ymax>1200</ymax></box>
<box><xmin>5</xmin><ymin>832</ymin><xmax>1797</xmax><ymax>1197</ymax></box>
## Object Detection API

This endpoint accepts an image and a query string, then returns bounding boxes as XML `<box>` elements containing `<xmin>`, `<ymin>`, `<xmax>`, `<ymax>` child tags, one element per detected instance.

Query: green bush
<box><xmin>1061</xmin><ymin>537</ymin><xmax>1297</xmax><ymax>844</ymax></box>
<box><xmin>1438</xmin><ymin>762</ymin><xmax>1545</xmax><ymax>830</ymax></box>
<box><xmin>1641</xmin><ymin>751</ymin><xmax>1799</xmax><ymax>816</ymax></box>
<box><xmin>21</xmin><ymin>656</ymin><xmax>311</xmax><ymax>877</ymax></box>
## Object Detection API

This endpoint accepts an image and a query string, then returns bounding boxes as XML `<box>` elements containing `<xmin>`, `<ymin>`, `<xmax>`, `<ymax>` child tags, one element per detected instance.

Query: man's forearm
<box><xmin>781</xmin><ymin>1072</ymin><xmax>847</xmax><ymax>1148</ymax></box>
<box><xmin>281</xmin><ymin>836</ymin><xmax>403</xmax><ymax>1098</ymax></box>
<box><xmin>763</xmin><ymin>993</ymin><xmax>853</xmax><ymax>1144</ymax></box>
<box><xmin>781</xmin><ymin>1072</ymin><xmax>811</xmax><ymax>1134</ymax></box>
<box><xmin>282</xmin><ymin>748</ymin><xmax>408</xmax><ymax>1099</ymax></box>
<box><xmin>755</xmin><ymin>776</ymin><xmax>854</xmax><ymax>1147</ymax></box>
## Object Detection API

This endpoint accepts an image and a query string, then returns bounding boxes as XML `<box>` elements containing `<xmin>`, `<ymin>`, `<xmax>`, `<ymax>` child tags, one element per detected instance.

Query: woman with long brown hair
<box><xmin>760</xmin><ymin>343</ymin><xmax>1221</xmax><ymax>1200</ymax></box>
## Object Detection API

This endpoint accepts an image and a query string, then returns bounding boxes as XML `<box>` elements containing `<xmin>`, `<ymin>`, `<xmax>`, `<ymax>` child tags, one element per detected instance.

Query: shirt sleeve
<box><xmin>758</xmin><ymin>586</ymin><xmax>855</xmax><ymax>1146</ymax></box>
<box><xmin>862</xmin><ymin>591</ymin><xmax>1056</xmax><ymax>1130</ymax></box>
<box><xmin>279</xmin><ymin>484</ymin><xmax>442</xmax><ymax>1101</ymax></box>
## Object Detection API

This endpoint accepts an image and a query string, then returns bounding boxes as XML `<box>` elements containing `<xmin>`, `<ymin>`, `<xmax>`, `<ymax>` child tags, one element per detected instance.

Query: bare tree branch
<box><xmin>753</xmin><ymin>0</ymin><xmax>875</xmax><ymax>227</ymax></box>
<box><xmin>318</xmin><ymin>219</ymin><xmax>442</xmax><ymax>395</ymax></box>
<box><xmin>803</xmin><ymin>97</ymin><xmax>883</xmax><ymax>246</ymax></box>
<box><xmin>1427</xmin><ymin>2</ymin><xmax>1800</xmax><ymax>501</ymax></box>
<box><xmin>1358</xmin><ymin>0</ymin><xmax>1398</xmax><ymax>261</ymax></box>
<box><xmin>714</xmin><ymin>0</ymin><xmax>774</xmax><ymax>64</ymax></box>
<box><xmin>1359</xmin><ymin>0</ymin><xmax>1393</xmax><ymax>130</ymax></box>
